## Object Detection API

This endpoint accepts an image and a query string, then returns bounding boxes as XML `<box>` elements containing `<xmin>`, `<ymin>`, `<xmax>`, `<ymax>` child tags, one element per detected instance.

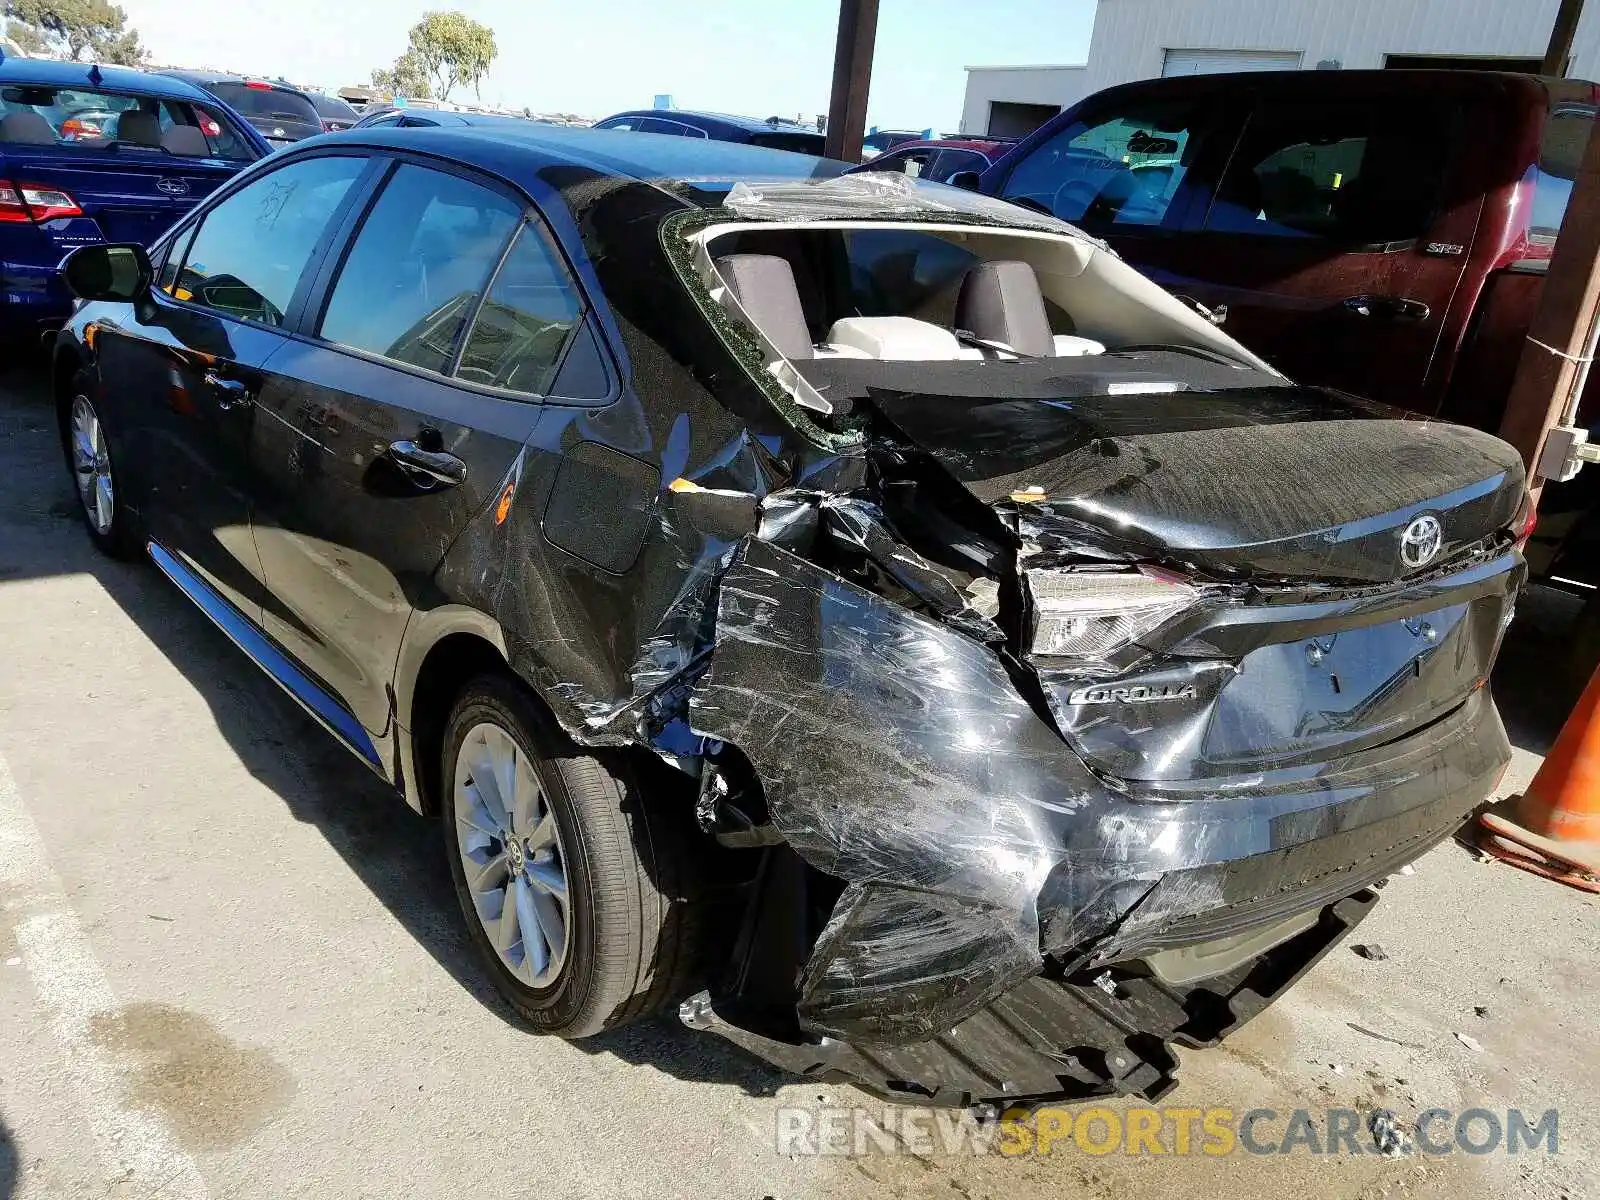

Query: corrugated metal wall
<box><xmin>1082</xmin><ymin>0</ymin><xmax>1600</xmax><ymax>91</ymax></box>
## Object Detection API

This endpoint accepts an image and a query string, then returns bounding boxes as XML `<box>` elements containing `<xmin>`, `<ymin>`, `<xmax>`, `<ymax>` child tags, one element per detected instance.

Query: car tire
<box><xmin>441</xmin><ymin>673</ymin><xmax>708</xmax><ymax>1037</ymax></box>
<box><xmin>58</xmin><ymin>380</ymin><xmax>140</xmax><ymax>560</ymax></box>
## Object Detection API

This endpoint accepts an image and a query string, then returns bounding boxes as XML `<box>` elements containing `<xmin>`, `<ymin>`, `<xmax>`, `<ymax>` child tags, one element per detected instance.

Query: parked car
<box><xmin>157</xmin><ymin>71</ymin><xmax>323</xmax><ymax>148</ymax></box>
<box><xmin>593</xmin><ymin>108</ymin><xmax>825</xmax><ymax>154</ymax></box>
<box><xmin>308</xmin><ymin>92</ymin><xmax>360</xmax><ymax>132</ymax></box>
<box><xmin>846</xmin><ymin>136</ymin><xmax>1014</xmax><ymax>183</ymax></box>
<box><xmin>51</xmin><ymin>127</ymin><xmax>1528</xmax><ymax>1111</ymax></box>
<box><xmin>351</xmin><ymin>106</ymin><xmax>478</xmax><ymax>130</ymax></box>
<box><xmin>0</xmin><ymin>55</ymin><xmax>269</xmax><ymax>344</ymax></box>
<box><xmin>965</xmin><ymin>69</ymin><xmax>1599</xmax><ymax>593</ymax></box>
<box><xmin>859</xmin><ymin>128</ymin><xmax>924</xmax><ymax>158</ymax></box>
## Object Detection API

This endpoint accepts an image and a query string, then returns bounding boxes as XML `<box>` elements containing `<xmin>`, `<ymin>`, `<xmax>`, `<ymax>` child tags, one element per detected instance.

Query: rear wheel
<box><xmin>441</xmin><ymin>674</ymin><xmax>708</xmax><ymax>1036</ymax></box>
<box><xmin>60</xmin><ymin>386</ymin><xmax>138</xmax><ymax>559</ymax></box>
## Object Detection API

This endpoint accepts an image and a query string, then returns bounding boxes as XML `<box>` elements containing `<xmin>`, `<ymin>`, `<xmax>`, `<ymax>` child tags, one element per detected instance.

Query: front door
<box><xmin>249</xmin><ymin>160</ymin><xmax>584</xmax><ymax>739</ymax></box>
<box><xmin>1164</xmin><ymin>92</ymin><xmax>1480</xmax><ymax>410</ymax></box>
<box><xmin>93</xmin><ymin>152</ymin><xmax>372</xmax><ymax>616</ymax></box>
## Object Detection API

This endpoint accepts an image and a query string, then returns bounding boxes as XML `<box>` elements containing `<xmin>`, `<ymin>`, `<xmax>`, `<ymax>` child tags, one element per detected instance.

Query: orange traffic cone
<box><xmin>1478</xmin><ymin>661</ymin><xmax>1600</xmax><ymax>894</ymax></box>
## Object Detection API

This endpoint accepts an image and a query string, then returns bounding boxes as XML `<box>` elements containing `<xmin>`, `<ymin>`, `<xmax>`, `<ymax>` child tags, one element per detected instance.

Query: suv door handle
<box><xmin>388</xmin><ymin>440</ymin><xmax>467</xmax><ymax>488</ymax></box>
<box><xmin>1341</xmin><ymin>295</ymin><xmax>1431</xmax><ymax>322</ymax></box>
<box><xmin>202</xmin><ymin>371</ymin><xmax>252</xmax><ymax>411</ymax></box>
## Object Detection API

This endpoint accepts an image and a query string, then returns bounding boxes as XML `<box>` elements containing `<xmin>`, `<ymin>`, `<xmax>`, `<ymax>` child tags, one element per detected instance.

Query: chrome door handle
<box><xmin>202</xmin><ymin>371</ymin><xmax>251</xmax><ymax>410</ymax></box>
<box><xmin>388</xmin><ymin>439</ymin><xmax>467</xmax><ymax>487</ymax></box>
<box><xmin>1341</xmin><ymin>295</ymin><xmax>1431</xmax><ymax>322</ymax></box>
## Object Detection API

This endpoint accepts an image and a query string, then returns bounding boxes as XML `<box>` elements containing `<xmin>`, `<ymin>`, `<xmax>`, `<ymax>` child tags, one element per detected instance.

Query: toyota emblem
<box><xmin>155</xmin><ymin>177</ymin><xmax>189</xmax><ymax>196</ymax></box>
<box><xmin>1400</xmin><ymin>514</ymin><xmax>1443</xmax><ymax>569</ymax></box>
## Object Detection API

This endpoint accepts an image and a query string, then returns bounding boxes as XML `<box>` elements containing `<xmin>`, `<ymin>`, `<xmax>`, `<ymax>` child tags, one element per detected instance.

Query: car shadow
<box><xmin>1490</xmin><ymin>580</ymin><xmax>1584</xmax><ymax>757</ymax></box>
<box><xmin>0</xmin><ymin>1115</ymin><xmax>16</xmax><ymax>1200</ymax></box>
<box><xmin>0</xmin><ymin>360</ymin><xmax>784</xmax><ymax>1100</ymax></box>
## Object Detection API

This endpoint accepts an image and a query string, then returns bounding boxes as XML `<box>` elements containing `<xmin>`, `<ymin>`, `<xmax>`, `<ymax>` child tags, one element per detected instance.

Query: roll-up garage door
<box><xmin>1161</xmin><ymin>49</ymin><xmax>1303</xmax><ymax>77</ymax></box>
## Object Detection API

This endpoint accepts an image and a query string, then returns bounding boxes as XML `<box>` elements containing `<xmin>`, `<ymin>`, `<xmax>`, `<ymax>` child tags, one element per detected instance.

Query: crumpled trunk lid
<box><xmin>864</xmin><ymin>382</ymin><xmax>1526</xmax><ymax>781</ymax></box>
<box><xmin>867</xmin><ymin>385</ymin><xmax>1525</xmax><ymax>583</ymax></box>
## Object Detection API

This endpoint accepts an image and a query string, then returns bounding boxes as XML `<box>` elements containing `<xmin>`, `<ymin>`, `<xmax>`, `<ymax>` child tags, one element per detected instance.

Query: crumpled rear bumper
<box><xmin>682</xmin><ymin>539</ymin><xmax>1513</xmax><ymax>1102</ymax></box>
<box><xmin>684</xmin><ymin>888</ymin><xmax>1377</xmax><ymax>1108</ymax></box>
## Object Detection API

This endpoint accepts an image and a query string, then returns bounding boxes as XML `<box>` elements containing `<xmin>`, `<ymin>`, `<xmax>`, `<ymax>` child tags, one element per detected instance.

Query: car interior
<box><xmin>689</xmin><ymin>221</ymin><xmax>1278</xmax><ymax>414</ymax></box>
<box><xmin>0</xmin><ymin>87</ymin><xmax>242</xmax><ymax>157</ymax></box>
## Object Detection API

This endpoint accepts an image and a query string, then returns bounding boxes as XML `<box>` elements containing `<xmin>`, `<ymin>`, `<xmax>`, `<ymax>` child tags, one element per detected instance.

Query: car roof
<box><xmin>318</xmin><ymin>121</ymin><xmax>842</xmax><ymax>202</ymax></box>
<box><xmin>601</xmin><ymin>108</ymin><xmax>819</xmax><ymax>135</ymax></box>
<box><xmin>0</xmin><ymin>57</ymin><xmax>216</xmax><ymax>104</ymax></box>
<box><xmin>1087</xmin><ymin>67</ymin><xmax>1569</xmax><ymax>102</ymax></box>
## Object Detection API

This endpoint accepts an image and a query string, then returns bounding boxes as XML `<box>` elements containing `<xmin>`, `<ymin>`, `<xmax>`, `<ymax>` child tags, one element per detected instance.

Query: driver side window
<box><xmin>1000</xmin><ymin>102</ymin><xmax>1203</xmax><ymax>229</ymax></box>
<box><xmin>174</xmin><ymin>154</ymin><xmax>366</xmax><ymax>324</ymax></box>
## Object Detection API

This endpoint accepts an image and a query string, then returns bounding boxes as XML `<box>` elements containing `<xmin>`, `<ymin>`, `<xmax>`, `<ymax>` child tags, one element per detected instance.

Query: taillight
<box><xmin>60</xmin><ymin>117</ymin><xmax>100</xmax><ymax>139</ymax></box>
<box><xmin>1512</xmin><ymin>490</ymin><xmax>1538</xmax><ymax>549</ymax></box>
<box><xmin>245</xmin><ymin>80</ymin><xmax>272</xmax><ymax>90</ymax></box>
<box><xmin>0</xmin><ymin>179</ymin><xmax>83</xmax><ymax>223</ymax></box>
<box><xmin>1025</xmin><ymin>568</ymin><xmax>1198</xmax><ymax>665</ymax></box>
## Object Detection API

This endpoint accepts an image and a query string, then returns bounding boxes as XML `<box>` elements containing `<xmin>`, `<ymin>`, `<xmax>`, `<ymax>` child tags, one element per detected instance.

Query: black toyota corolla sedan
<box><xmin>52</xmin><ymin>121</ymin><xmax>1529</xmax><ymax>1110</ymax></box>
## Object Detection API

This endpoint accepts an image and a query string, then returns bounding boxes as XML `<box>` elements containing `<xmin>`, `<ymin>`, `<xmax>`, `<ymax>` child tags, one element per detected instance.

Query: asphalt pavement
<box><xmin>0</xmin><ymin>361</ymin><xmax>1595</xmax><ymax>1200</ymax></box>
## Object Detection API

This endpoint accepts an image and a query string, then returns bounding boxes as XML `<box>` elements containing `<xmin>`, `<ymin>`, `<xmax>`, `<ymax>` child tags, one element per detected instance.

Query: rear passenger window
<box><xmin>319</xmin><ymin>164</ymin><xmax>520</xmax><ymax>374</ymax></box>
<box><xmin>177</xmin><ymin>155</ymin><xmax>365</xmax><ymax>324</ymax></box>
<box><xmin>1205</xmin><ymin>103</ymin><xmax>1451</xmax><ymax>244</ymax></box>
<box><xmin>455</xmin><ymin>222</ymin><xmax>582</xmax><ymax>394</ymax></box>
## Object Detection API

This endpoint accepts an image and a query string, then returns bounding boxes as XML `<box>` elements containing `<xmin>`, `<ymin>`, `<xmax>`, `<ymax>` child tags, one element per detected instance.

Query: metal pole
<box><xmin>1544</xmin><ymin>0</ymin><xmax>1586</xmax><ymax>76</ymax></box>
<box><xmin>1499</xmin><ymin>115</ymin><xmax>1600</xmax><ymax>499</ymax></box>
<box><xmin>823</xmin><ymin>0</ymin><xmax>879</xmax><ymax>162</ymax></box>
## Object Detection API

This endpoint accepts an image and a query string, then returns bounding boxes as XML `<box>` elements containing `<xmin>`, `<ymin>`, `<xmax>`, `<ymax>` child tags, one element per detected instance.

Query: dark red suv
<box><xmin>975</xmin><ymin>70</ymin><xmax>1597</xmax><ymax>588</ymax></box>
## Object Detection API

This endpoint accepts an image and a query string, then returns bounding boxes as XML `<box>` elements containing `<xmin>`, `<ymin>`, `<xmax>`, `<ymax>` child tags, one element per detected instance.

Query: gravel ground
<box><xmin>0</xmin><ymin>362</ymin><xmax>1594</xmax><ymax>1200</ymax></box>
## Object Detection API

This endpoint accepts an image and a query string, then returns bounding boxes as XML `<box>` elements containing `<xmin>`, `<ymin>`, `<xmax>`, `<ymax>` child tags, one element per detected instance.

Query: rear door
<box><xmin>1170</xmin><ymin>84</ymin><xmax>1484</xmax><ymax>408</ymax></box>
<box><xmin>248</xmin><ymin>158</ymin><xmax>583</xmax><ymax>737</ymax></box>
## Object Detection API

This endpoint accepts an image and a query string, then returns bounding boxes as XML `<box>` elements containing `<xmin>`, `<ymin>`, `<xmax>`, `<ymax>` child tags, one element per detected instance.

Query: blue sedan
<box><xmin>0</xmin><ymin>53</ymin><xmax>271</xmax><ymax>343</ymax></box>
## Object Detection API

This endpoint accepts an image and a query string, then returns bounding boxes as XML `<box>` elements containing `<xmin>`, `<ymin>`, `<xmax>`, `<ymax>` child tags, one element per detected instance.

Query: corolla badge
<box><xmin>1068</xmin><ymin>682</ymin><xmax>1198</xmax><ymax>705</ymax></box>
<box><xmin>155</xmin><ymin>177</ymin><xmax>189</xmax><ymax>196</ymax></box>
<box><xmin>1400</xmin><ymin>514</ymin><xmax>1443</xmax><ymax>569</ymax></box>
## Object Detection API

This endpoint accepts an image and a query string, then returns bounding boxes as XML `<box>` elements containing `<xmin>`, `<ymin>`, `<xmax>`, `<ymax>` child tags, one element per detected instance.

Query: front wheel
<box><xmin>60</xmin><ymin>388</ymin><xmax>139</xmax><ymax>559</ymax></box>
<box><xmin>441</xmin><ymin>675</ymin><xmax>709</xmax><ymax>1036</ymax></box>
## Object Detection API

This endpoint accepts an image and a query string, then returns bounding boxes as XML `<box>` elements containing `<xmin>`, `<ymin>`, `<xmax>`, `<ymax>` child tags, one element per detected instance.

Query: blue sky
<box><xmin>117</xmin><ymin>0</ymin><xmax>1096</xmax><ymax>130</ymax></box>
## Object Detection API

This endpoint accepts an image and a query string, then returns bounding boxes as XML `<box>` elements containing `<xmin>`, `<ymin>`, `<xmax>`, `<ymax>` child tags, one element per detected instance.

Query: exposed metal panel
<box><xmin>1161</xmin><ymin>49</ymin><xmax>1304</xmax><ymax>77</ymax></box>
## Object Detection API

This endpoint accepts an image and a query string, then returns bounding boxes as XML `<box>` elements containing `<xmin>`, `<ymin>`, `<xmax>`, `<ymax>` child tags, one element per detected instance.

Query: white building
<box><xmin>961</xmin><ymin>0</ymin><xmax>1600</xmax><ymax>136</ymax></box>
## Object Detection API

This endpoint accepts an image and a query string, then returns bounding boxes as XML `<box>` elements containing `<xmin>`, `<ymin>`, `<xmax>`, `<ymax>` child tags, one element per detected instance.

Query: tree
<box><xmin>370</xmin><ymin>48</ymin><xmax>433</xmax><ymax>101</ymax></box>
<box><xmin>3</xmin><ymin>0</ymin><xmax>146</xmax><ymax>63</ymax></box>
<box><xmin>406</xmin><ymin>10</ymin><xmax>495</xmax><ymax>102</ymax></box>
<box><xmin>5</xmin><ymin>20</ymin><xmax>48</xmax><ymax>53</ymax></box>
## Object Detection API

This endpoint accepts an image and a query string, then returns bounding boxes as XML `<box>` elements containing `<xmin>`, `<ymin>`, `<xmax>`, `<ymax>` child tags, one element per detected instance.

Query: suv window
<box><xmin>1531</xmin><ymin>103</ymin><xmax>1594</xmax><ymax>246</ymax></box>
<box><xmin>1000</xmin><ymin>102</ymin><xmax>1202</xmax><ymax>227</ymax></box>
<box><xmin>319</xmin><ymin>163</ymin><xmax>521</xmax><ymax>374</ymax></box>
<box><xmin>0</xmin><ymin>85</ymin><xmax>252</xmax><ymax>159</ymax></box>
<box><xmin>1205</xmin><ymin>102</ymin><xmax>1450</xmax><ymax>244</ymax></box>
<box><xmin>455</xmin><ymin>222</ymin><xmax>583</xmax><ymax>394</ymax></box>
<box><xmin>175</xmin><ymin>155</ymin><xmax>365</xmax><ymax>324</ymax></box>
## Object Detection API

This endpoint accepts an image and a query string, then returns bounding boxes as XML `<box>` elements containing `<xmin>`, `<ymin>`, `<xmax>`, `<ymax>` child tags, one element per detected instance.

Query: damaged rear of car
<box><xmin>626</xmin><ymin>173</ymin><xmax>1527</xmax><ymax>1108</ymax></box>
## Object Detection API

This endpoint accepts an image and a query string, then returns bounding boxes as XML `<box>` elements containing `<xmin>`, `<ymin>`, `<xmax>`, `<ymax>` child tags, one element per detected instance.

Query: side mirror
<box><xmin>60</xmin><ymin>242</ymin><xmax>152</xmax><ymax>302</ymax></box>
<box><xmin>946</xmin><ymin>170</ymin><xmax>982</xmax><ymax>192</ymax></box>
